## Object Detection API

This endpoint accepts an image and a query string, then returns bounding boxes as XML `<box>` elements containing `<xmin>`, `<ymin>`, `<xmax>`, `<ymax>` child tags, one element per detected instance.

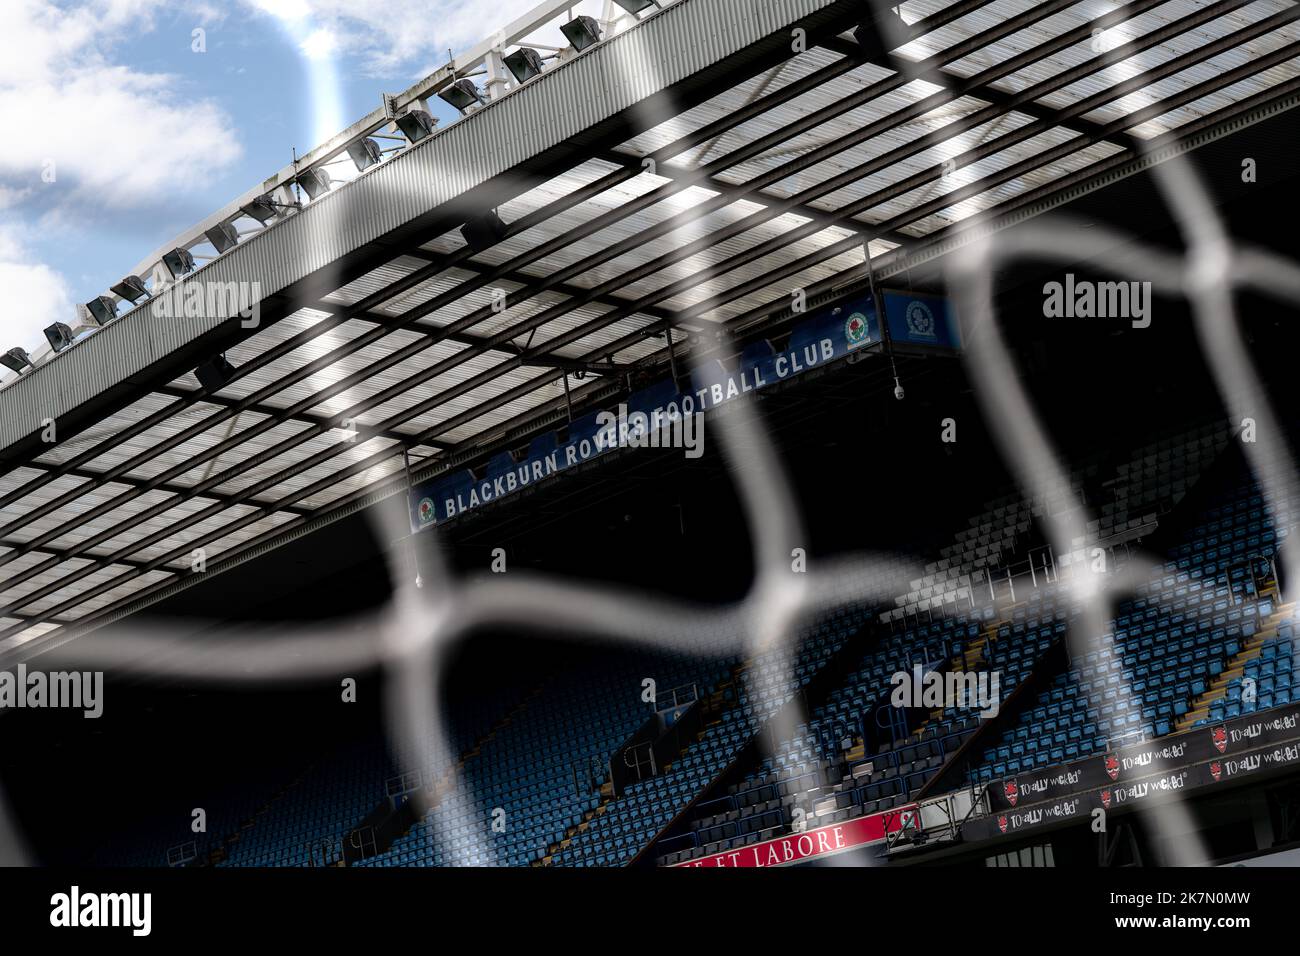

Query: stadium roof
<box><xmin>0</xmin><ymin>0</ymin><xmax>1298</xmax><ymax>659</ymax></box>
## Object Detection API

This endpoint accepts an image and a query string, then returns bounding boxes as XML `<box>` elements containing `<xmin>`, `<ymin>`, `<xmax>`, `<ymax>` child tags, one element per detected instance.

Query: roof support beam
<box><xmin>17</xmin><ymin>456</ymin><xmax>312</xmax><ymax>516</ymax></box>
<box><xmin>152</xmin><ymin>385</ymin><xmax>446</xmax><ymax>450</ymax></box>
<box><xmin>819</xmin><ymin>34</ymin><xmax>1145</xmax><ymax>154</ymax></box>
<box><xmin>0</xmin><ymin>539</ymin><xmax>184</xmax><ymax>574</ymax></box>
<box><xmin>596</xmin><ymin>149</ymin><xmax>918</xmax><ymax>247</ymax></box>
<box><xmin>298</xmin><ymin>298</ymin><xmax>637</xmax><ymax>376</ymax></box>
<box><xmin>401</xmin><ymin>248</ymin><xmax>678</xmax><ymax>323</ymax></box>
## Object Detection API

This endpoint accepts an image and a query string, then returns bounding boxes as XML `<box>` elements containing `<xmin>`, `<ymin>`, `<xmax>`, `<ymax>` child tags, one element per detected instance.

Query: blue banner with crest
<box><xmin>408</xmin><ymin>290</ymin><xmax>956</xmax><ymax>530</ymax></box>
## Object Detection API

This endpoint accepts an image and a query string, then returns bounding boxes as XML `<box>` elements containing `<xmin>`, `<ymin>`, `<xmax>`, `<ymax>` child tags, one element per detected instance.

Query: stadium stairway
<box><xmin>423</xmin><ymin>685</ymin><xmax>546</xmax><ymax>807</ymax></box>
<box><xmin>221</xmin><ymin>741</ymin><xmax>392</xmax><ymax>867</ymax></box>
<box><xmin>536</xmin><ymin>671</ymin><xmax>740</xmax><ymax>865</ymax></box>
<box><xmin>646</xmin><ymin>608</ymin><xmax>1011</xmax><ymax>865</ymax></box>
<box><xmin>534</xmin><ymin>780</ymin><xmax>616</xmax><ymax>866</ymax></box>
<box><xmin>615</xmin><ymin>611</ymin><xmax>905</xmax><ymax>866</ymax></box>
<box><xmin>195</xmin><ymin>770</ymin><xmax>309</xmax><ymax>867</ymax></box>
<box><xmin>1181</xmin><ymin>601</ymin><xmax>1296</xmax><ymax>730</ymax></box>
<box><xmin>839</xmin><ymin>618</ymin><xmax>998</xmax><ymax>766</ymax></box>
<box><xmin>360</xmin><ymin>639</ymin><xmax>741</xmax><ymax>867</ymax></box>
<box><xmin>344</xmin><ymin>684</ymin><xmax>547</xmax><ymax>865</ymax></box>
<box><xmin>222</xmin><ymin>682</ymin><xmax>536</xmax><ymax>867</ymax></box>
<box><xmin>922</xmin><ymin>626</ymin><xmax>1073</xmax><ymax>797</ymax></box>
<box><xmin>905</xmin><ymin>619</ymin><xmax>1000</xmax><ymax>745</ymax></box>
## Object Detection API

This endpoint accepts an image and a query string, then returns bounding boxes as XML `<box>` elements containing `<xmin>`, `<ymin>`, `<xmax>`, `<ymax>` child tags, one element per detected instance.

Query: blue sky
<box><xmin>0</xmin><ymin>0</ymin><xmax>604</xmax><ymax>357</ymax></box>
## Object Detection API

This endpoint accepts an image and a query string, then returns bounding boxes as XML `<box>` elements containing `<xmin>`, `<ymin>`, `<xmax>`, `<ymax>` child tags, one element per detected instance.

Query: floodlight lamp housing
<box><xmin>394</xmin><ymin>109</ymin><xmax>437</xmax><ymax>144</ymax></box>
<box><xmin>44</xmin><ymin>322</ymin><xmax>75</xmax><ymax>352</ymax></box>
<box><xmin>438</xmin><ymin>79</ymin><xmax>484</xmax><ymax>113</ymax></box>
<box><xmin>460</xmin><ymin>210</ymin><xmax>509</xmax><ymax>250</ymax></box>
<box><xmin>195</xmin><ymin>354</ymin><xmax>237</xmax><ymax>392</ymax></box>
<box><xmin>163</xmin><ymin>247</ymin><xmax>197</xmax><ymax>278</ymax></box>
<box><xmin>854</xmin><ymin>6</ymin><xmax>908</xmax><ymax>59</ymax></box>
<box><xmin>612</xmin><ymin>0</ymin><xmax>660</xmax><ymax>14</ymax></box>
<box><xmin>205</xmin><ymin>222</ymin><xmax>240</xmax><ymax>254</ymax></box>
<box><xmin>296</xmin><ymin>167</ymin><xmax>331</xmax><ymax>199</ymax></box>
<box><xmin>110</xmin><ymin>275</ymin><xmax>150</xmax><ymax>303</ymax></box>
<box><xmin>560</xmin><ymin>15</ymin><xmax>602</xmax><ymax>52</ymax></box>
<box><xmin>347</xmin><ymin>137</ymin><xmax>383</xmax><ymax>171</ymax></box>
<box><xmin>239</xmin><ymin>194</ymin><xmax>279</xmax><ymax>224</ymax></box>
<box><xmin>1</xmin><ymin>347</ymin><xmax>33</xmax><ymax>374</ymax></box>
<box><xmin>85</xmin><ymin>296</ymin><xmax>118</xmax><ymax>326</ymax></box>
<box><xmin>504</xmin><ymin>47</ymin><xmax>545</xmax><ymax>83</ymax></box>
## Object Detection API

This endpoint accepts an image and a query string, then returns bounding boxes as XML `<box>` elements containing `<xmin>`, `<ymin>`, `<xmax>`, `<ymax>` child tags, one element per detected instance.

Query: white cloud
<box><xmin>246</xmin><ymin>0</ymin><xmax>314</xmax><ymax>21</ymax></box>
<box><xmin>0</xmin><ymin>0</ymin><xmax>242</xmax><ymax>208</ymax></box>
<box><xmin>300</xmin><ymin>27</ymin><xmax>340</xmax><ymax>60</ymax></box>
<box><xmin>240</xmin><ymin>0</ymin><xmax>607</xmax><ymax>76</ymax></box>
<box><xmin>0</xmin><ymin>0</ymin><xmax>243</xmax><ymax>359</ymax></box>
<box><xmin>0</xmin><ymin>225</ymin><xmax>75</xmax><ymax>357</ymax></box>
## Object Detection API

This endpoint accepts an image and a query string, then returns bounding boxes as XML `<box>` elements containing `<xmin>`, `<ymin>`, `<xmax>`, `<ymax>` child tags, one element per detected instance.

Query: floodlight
<box><xmin>347</xmin><ymin>137</ymin><xmax>383</xmax><ymax>172</ymax></box>
<box><xmin>1</xmin><ymin>347</ymin><xmax>33</xmax><ymax>374</ymax></box>
<box><xmin>611</xmin><ymin>0</ymin><xmax>660</xmax><ymax>14</ymax></box>
<box><xmin>854</xmin><ymin>5</ymin><xmax>908</xmax><ymax>59</ymax></box>
<box><xmin>162</xmin><ymin>247</ymin><xmax>196</xmax><ymax>278</ymax></box>
<box><xmin>195</xmin><ymin>354</ymin><xmax>236</xmax><ymax>392</ymax></box>
<box><xmin>854</xmin><ymin>21</ymin><xmax>888</xmax><ymax>59</ymax></box>
<box><xmin>85</xmin><ymin>295</ymin><xmax>118</xmax><ymax>325</ymax></box>
<box><xmin>504</xmin><ymin>47</ymin><xmax>545</xmax><ymax>83</ymax></box>
<box><xmin>44</xmin><ymin>321</ymin><xmax>75</xmax><ymax>352</ymax></box>
<box><xmin>239</xmin><ymin>193</ymin><xmax>279</xmax><ymax>224</ymax></box>
<box><xmin>560</xmin><ymin>15</ymin><xmax>602</xmax><ymax>52</ymax></box>
<box><xmin>205</xmin><ymin>222</ymin><xmax>240</xmax><ymax>254</ymax></box>
<box><xmin>296</xmin><ymin>167</ymin><xmax>331</xmax><ymax>199</ymax></box>
<box><xmin>461</xmin><ymin>211</ymin><xmax>508</xmax><ymax>250</ymax></box>
<box><xmin>110</xmin><ymin>275</ymin><xmax>150</xmax><ymax>303</ymax></box>
<box><xmin>437</xmin><ymin>79</ymin><xmax>484</xmax><ymax>113</ymax></box>
<box><xmin>394</xmin><ymin>109</ymin><xmax>437</xmax><ymax>144</ymax></box>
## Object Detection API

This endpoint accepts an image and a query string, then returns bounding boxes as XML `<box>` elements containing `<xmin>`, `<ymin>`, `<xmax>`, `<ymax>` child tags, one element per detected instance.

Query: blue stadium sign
<box><xmin>409</xmin><ymin>291</ymin><xmax>958</xmax><ymax>530</ymax></box>
<box><xmin>883</xmin><ymin>291</ymin><xmax>962</xmax><ymax>350</ymax></box>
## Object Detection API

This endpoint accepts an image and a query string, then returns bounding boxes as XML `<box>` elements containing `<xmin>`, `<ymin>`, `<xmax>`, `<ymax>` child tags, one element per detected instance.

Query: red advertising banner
<box><xmin>674</xmin><ymin>805</ymin><xmax>916</xmax><ymax>867</ymax></box>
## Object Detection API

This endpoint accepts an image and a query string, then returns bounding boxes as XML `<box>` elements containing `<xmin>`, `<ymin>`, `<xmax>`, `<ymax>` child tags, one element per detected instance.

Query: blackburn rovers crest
<box><xmin>905</xmin><ymin>300</ymin><xmax>937</xmax><ymax>339</ymax></box>
<box><xmin>417</xmin><ymin>497</ymin><xmax>436</xmax><ymax>526</ymax></box>
<box><xmin>845</xmin><ymin>311</ymin><xmax>871</xmax><ymax>348</ymax></box>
